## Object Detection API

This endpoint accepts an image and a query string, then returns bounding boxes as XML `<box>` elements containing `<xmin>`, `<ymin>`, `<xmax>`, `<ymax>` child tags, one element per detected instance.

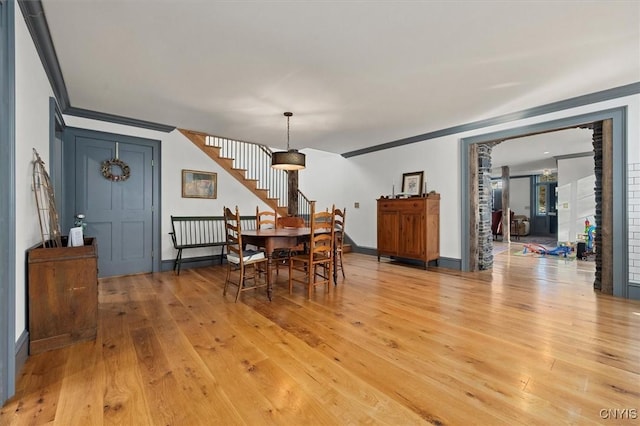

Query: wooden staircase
<box><xmin>178</xmin><ymin>128</ymin><xmax>309</xmax><ymax>218</ymax></box>
<box><xmin>179</xmin><ymin>129</ymin><xmax>353</xmax><ymax>251</ymax></box>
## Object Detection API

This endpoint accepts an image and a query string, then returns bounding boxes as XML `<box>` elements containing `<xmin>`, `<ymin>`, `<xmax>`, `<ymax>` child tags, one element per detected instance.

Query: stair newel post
<box><xmin>288</xmin><ymin>170</ymin><xmax>298</xmax><ymax>216</ymax></box>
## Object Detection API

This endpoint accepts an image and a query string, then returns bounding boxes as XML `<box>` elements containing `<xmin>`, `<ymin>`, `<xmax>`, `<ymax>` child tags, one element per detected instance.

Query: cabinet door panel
<box><xmin>378</xmin><ymin>211</ymin><xmax>399</xmax><ymax>254</ymax></box>
<box><xmin>399</xmin><ymin>213</ymin><xmax>424</xmax><ymax>258</ymax></box>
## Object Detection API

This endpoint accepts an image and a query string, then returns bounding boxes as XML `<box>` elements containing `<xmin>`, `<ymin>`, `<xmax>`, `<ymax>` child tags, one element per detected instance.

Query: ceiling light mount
<box><xmin>271</xmin><ymin>112</ymin><xmax>306</xmax><ymax>171</ymax></box>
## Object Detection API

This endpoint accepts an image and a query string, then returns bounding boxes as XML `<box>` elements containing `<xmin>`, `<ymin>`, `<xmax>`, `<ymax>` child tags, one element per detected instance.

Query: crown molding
<box><xmin>342</xmin><ymin>82</ymin><xmax>640</xmax><ymax>158</ymax></box>
<box><xmin>18</xmin><ymin>0</ymin><xmax>175</xmax><ymax>133</ymax></box>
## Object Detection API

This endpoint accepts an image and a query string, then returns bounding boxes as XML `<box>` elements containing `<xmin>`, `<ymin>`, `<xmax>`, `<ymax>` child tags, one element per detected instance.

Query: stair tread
<box><xmin>180</xmin><ymin>128</ymin><xmax>309</xmax><ymax>221</ymax></box>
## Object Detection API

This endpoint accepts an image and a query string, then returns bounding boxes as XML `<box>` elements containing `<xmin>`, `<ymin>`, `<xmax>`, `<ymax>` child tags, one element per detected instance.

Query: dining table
<box><xmin>241</xmin><ymin>227</ymin><xmax>337</xmax><ymax>300</ymax></box>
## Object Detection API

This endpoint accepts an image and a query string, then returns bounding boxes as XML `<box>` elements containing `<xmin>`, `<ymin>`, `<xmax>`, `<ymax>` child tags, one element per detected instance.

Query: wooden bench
<box><xmin>169</xmin><ymin>215</ymin><xmax>256</xmax><ymax>275</ymax></box>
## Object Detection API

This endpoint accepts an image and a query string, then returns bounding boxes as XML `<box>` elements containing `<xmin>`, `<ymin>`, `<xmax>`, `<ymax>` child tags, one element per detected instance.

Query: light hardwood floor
<box><xmin>2</xmin><ymin>249</ymin><xmax>639</xmax><ymax>425</ymax></box>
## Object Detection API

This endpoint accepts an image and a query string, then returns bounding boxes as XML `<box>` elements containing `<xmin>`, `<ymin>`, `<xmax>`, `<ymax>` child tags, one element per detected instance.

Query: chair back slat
<box><xmin>256</xmin><ymin>206</ymin><xmax>278</xmax><ymax>229</ymax></box>
<box><xmin>288</xmin><ymin>201</ymin><xmax>336</xmax><ymax>298</ymax></box>
<box><xmin>309</xmin><ymin>202</ymin><xmax>335</xmax><ymax>259</ymax></box>
<box><xmin>224</xmin><ymin>206</ymin><xmax>243</xmax><ymax>258</ymax></box>
<box><xmin>334</xmin><ymin>207</ymin><xmax>346</xmax><ymax>249</ymax></box>
<box><xmin>333</xmin><ymin>207</ymin><xmax>347</xmax><ymax>278</ymax></box>
<box><xmin>222</xmin><ymin>206</ymin><xmax>269</xmax><ymax>302</ymax></box>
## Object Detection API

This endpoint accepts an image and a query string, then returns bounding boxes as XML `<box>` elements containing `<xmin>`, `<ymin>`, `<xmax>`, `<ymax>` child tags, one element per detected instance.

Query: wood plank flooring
<box><xmin>2</xmin><ymin>249</ymin><xmax>640</xmax><ymax>425</ymax></box>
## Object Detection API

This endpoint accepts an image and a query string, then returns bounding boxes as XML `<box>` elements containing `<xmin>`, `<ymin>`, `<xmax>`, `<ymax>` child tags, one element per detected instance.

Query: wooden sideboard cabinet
<box><xmin>27</xmin><ymin>237</ymin><xmax>98</xmax><ymax>354</ymax></box>
<box><xmin>377</xmin><ymin>194</ymin><xmax>440</xmax><ymax>268</ymax></box>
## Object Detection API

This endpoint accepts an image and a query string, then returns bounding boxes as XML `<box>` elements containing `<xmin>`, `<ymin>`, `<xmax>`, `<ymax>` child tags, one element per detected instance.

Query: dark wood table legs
<box><xmin>242</xmin><ymin>232</ymin><xmax>301</xmax><ymax>301</ymax></box>
<box><xmin>265</xmin><ymin>251</ymin><xmax>274</xmax><ymax>301</ymax></box>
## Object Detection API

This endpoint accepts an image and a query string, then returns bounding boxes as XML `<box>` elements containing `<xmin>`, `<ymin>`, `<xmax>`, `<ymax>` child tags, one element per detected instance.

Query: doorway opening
<box><xmin>489</xmin><ymin>127</ymin><xmax>594</xmax><ymax>246</ymax></box>
<box><xmin>475</xmin><ymin>122</ymin><xmax>606</xmax><ymax>287</ymax></box>
<box><xmin>461</xmin><ymin>108</ymin><xmax>626</xmax><ymax>297</ymax></box>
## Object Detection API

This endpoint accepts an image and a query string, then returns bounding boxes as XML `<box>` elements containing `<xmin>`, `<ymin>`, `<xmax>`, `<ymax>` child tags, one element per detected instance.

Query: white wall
<box><xmin>557</xmin><ymin>156</ymin><xmax>595</xmax><ymax>243</ymax></box>
<box><xmin>510</xmin><ymin>177</ymin><xmax>531</xmax><ymax>217</ymax></box>
<box><xmin>299</xmin><ymin>148</ymin><xmax>351</xmax><ymax>213</ymax></box>
<box><xmin>302</xmin><ymin>137</ymin><xmax>460</xmax><ymax>256</ymax></box>
<box><xmin>15</xmin><ymin>9</ymin><xmax>55</xmax><ymax>338</ymax></box>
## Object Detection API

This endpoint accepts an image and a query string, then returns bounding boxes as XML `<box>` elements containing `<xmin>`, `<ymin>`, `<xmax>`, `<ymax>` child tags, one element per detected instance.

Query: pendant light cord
<box><xmin>284</xmin><ymin>111</ymin><xmax>293</xmax><ymax>151</ymax></box>
<box><xmin>287</xmin><ymin>115</ymin><xmax>290</xmax><ymax>150</ymax></box>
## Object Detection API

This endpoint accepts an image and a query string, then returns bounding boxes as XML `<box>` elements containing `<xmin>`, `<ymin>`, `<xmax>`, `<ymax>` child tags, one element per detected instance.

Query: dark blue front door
<box><xmin>74</xmin><ymin>135</ymin><xmax>154</xmax><ymax>277</ymax></box>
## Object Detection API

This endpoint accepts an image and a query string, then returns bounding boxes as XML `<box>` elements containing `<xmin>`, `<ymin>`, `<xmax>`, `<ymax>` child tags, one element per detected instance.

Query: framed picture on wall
<box><xmin>182</xmin><ymin>169</ymin><xmax>217</xmax><ymax>199</ymax></box>
<box><xmin>402</xmin><ymin>171</ymin><xmax>424</xmax><ymax>196</ymax></box>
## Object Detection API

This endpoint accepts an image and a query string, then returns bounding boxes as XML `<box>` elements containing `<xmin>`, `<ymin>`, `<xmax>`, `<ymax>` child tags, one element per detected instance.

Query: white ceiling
<box><xmin>40</xmin><ymin>1</ymin><xmax>639</xmax><ymax>158</ymax></box>
<box><xmin>490</xmin><ymin>127</ymin><xmax>593</xmax><ymax>176</ymax></box>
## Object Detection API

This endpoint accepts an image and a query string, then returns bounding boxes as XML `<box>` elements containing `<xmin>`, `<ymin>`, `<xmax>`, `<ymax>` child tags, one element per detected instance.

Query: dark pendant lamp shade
<box><xmin>271</xmin><ymin>150</ymin><xmax>306</xmax><ymax>170</ymax></box>
<box><xmin>271</xmin><ymin>112</ymin><xmax>306</xmax><ymax>170</ymax></box>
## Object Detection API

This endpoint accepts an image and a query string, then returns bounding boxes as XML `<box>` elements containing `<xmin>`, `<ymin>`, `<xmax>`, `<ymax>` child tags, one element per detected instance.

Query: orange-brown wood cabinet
<box><xmin>27</xmin><ymin>237</ymin><xmax>98</xmax><ymax>354</ymax></box>
<box><xmin>377</xmin><ymin>194</ymin><xmax>440</xmax><ymax>268</ymax></box>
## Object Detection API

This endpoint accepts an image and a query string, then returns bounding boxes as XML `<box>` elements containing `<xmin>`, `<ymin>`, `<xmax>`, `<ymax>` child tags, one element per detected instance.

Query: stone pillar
<box><xmin>593</xmin><ymin>120</ymin><xmax>613</xmax><ymax>294</ymax></box>
<box><xmin>501</xmin><ymin>166</ymin><xmax>510</xmax><ymax>243</ymax></box>
<box><xmin>468</xmin><ymin>144</ymin><xmax>479</xmax><ymax>271</ymax></box>
<box><xmin>477</xmin><ymin>144</ymin><xmax>494</xmax><ymax>270</ymax></box>
<box><xmin>592</xmin><ymin>122</ymin><xmax>602</xmax><ymax>290</ymax></box>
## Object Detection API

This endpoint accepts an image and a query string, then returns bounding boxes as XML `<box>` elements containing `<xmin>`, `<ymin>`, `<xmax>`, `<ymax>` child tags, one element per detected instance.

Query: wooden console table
<box><xmin>377</xmin><ymin>194</ymin><xmax>440</xmax><ymax>268</ymax></box>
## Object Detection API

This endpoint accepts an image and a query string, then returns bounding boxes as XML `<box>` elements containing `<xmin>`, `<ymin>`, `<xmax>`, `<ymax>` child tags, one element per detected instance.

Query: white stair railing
<box><xmin>205</xmin><ymin>135</ymin><xmax>311</xmax><ymax>216</ymax></box>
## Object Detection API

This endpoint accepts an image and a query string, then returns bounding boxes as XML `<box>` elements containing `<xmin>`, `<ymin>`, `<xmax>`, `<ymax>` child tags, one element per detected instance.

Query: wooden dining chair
<box><xmin>288</xmin><ymin>202</ymin><xmax>335</xmax><ymax>298</ymax></box>
<box><xmin>273</xmin><ymin>215</ymin><xmax>306</xmax><ymax>274</ymax></box>
<box><xmin>277</xmin><ymin>215</ymin><xmax>305</xmax><ymax>229</ymax></box>
<box><xmin>333</xmin><ymin>207</ymin><xmax>346</xmax><ymax>279</ymax></box>
<box><xmin>255</xmin><ymin>205</ymin><xmax>278</xmax><ymax>257</ymax></box>
<box><xmin>223</xmin><ymin>206</ymin><xmax>269</xmax><ymax>302</ymax></box>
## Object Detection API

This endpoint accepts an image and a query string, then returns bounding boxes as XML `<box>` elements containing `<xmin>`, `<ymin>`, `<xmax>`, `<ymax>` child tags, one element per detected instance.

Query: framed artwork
<box><xmin>182</xmin><ymin>169</ymin><xmax>217</xmax><ymax>199</ymax></box>
<box><xmin>402</xmin><ymin>171</ymin><xmax>424</xmax><ymax>196</ymax></box>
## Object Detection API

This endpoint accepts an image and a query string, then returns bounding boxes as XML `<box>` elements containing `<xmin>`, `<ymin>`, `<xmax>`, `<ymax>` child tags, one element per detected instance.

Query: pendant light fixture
<box><xmin>271</xmin><ymin>112</ymin><xmax>306</xmax><ymax>170</ymax></box>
